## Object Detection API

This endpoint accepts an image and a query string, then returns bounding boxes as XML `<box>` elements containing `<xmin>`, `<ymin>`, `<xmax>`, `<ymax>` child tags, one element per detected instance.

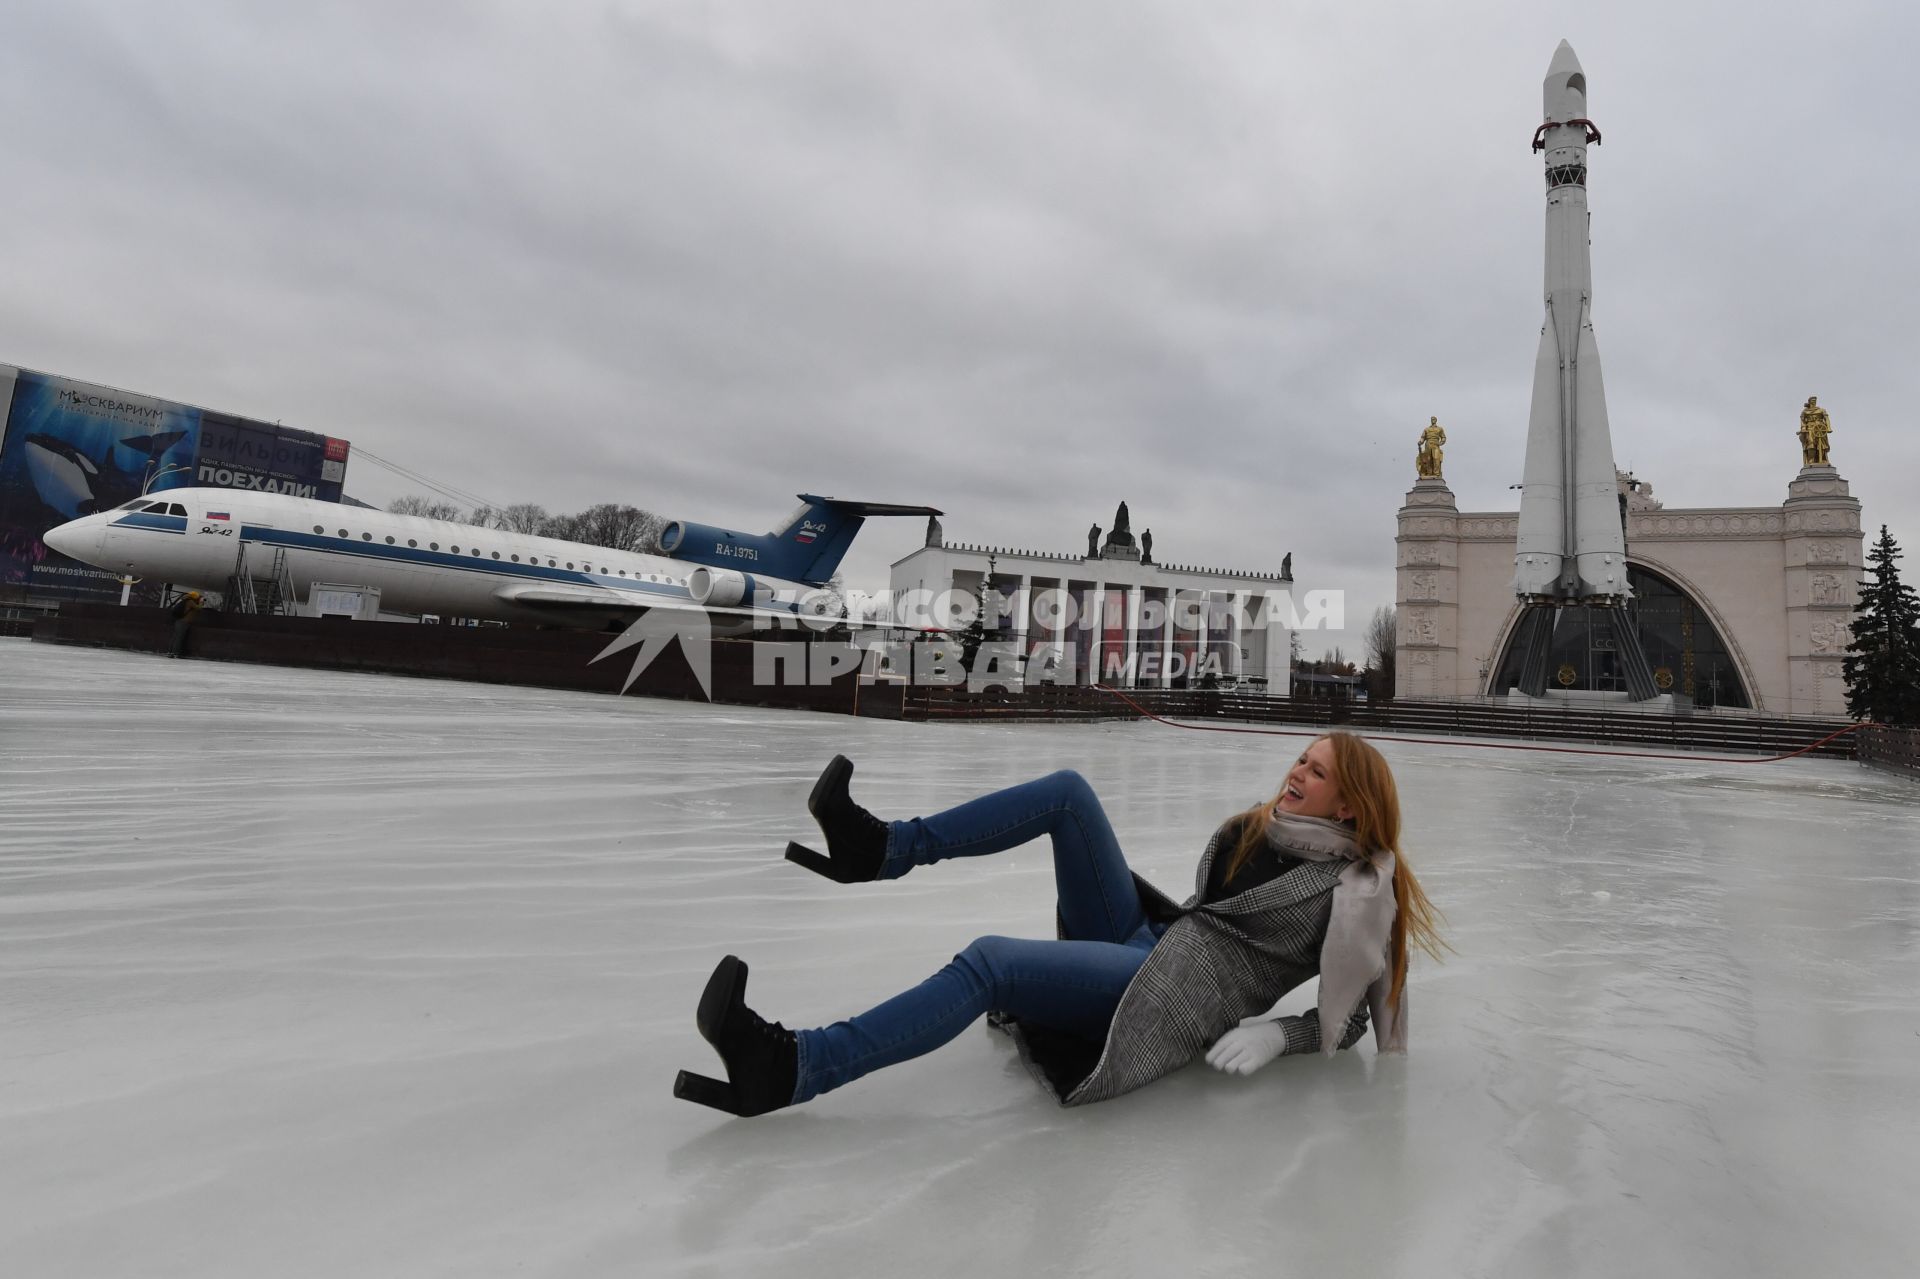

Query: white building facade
<box><xmin>889</xmin><ymin>523</ymin><xmax>1294</xmax><ymax>690</ymax></box>
<box><xmin>1396</xmin><ymin>455</ymin><xmax>1864</xmax><ymax>716</ymax></box>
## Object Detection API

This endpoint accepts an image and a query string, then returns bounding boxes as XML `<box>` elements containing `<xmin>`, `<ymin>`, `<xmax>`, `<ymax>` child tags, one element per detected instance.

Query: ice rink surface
<box><xmin>3</xmin><ymin>638</ymin><xmax>1917</xmax><ymax>1278</ymax></box>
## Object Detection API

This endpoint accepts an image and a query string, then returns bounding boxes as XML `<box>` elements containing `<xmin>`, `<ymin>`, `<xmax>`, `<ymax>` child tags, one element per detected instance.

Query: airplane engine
<box><xmin>687</xmin><ymin>565</ymin><xmax>752</xmax><ymax>607</ymax></box>
<box><xmin>688</xmin><ymin>565</ymin><xmax>840</xmax><ymax>618</ymax></box>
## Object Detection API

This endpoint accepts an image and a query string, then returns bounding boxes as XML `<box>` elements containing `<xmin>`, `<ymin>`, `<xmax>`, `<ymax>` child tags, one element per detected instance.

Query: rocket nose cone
<box><xmin>1543</xmin><ymin>39</ymin><xmax>1587</xmax><ymax>119</ymax></box>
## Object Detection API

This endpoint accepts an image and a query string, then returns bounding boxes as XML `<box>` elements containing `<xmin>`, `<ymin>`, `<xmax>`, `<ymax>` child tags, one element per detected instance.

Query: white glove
<box><xmin>1205</xmin><ymin>1021</ymin><xmax>1289</xmax><ymax>1076</ymax></box>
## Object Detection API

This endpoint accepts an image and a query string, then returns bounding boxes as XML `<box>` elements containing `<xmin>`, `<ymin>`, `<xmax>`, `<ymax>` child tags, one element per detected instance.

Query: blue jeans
<box><xmin>792</xmin><ymin>770</ymin><xmax>1164</xmax><ymax>1103</ymax></box>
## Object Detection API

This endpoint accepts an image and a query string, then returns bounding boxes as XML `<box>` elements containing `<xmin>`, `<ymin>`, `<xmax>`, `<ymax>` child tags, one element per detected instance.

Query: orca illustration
<box><xmin>22</xmin><ymin>429</ymin><xmax>190</xmax><ymax>518</ymax></box>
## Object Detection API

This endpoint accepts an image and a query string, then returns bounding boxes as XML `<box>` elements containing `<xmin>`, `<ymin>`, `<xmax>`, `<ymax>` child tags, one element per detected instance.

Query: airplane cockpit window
<box><xmin>115</xmin><ymin>498</ymin><xmax>152</xmax><ymax>511</ymax></box>
<box><xmin>167</xmin><ymin>503</ymin><xmax>188</xmax><ymax>516</ymax></box>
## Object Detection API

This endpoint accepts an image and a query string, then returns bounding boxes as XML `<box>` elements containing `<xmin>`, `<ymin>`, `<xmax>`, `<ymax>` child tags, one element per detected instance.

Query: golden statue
<box><xmin>1798</xmin><ymin>396</ymin><xmax>1832</xmax><ymax>467</ymax></box>
<box><xmin>1415</xmin><ymin>416</ymin><xmax>1447</xmax><ymax>479</ymax></box>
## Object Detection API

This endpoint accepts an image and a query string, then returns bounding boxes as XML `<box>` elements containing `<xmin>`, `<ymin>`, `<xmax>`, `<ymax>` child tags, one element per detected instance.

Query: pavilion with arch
<box><xmin>1394</xmin><ymin>404</ymin><xmax>1863</xmax><ymax>716</ymax></box>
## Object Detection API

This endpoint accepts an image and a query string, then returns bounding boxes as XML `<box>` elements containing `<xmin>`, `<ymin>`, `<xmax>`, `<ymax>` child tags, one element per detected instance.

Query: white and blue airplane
<box><xmin>42</xmin><ymin>488</ymin><xmax>940</xmax><ymax>631</ymax></box>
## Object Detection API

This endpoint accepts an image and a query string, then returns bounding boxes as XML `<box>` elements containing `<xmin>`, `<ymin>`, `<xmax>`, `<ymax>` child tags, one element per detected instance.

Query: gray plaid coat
<box><xmin>994</xmin><ymin>814</ymin><xmax>1368</xmax><ymax>1106</ymax></box>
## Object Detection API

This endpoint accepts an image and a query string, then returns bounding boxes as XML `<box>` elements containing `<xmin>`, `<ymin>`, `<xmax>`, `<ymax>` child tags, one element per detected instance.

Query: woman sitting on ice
<box><xmin>674</xmin><ymin>732</ymin><xmax>1443</xmax><ymax>1116</ymax></box>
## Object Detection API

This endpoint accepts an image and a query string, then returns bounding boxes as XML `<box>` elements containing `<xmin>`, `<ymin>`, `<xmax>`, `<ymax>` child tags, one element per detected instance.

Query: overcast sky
<box><xmin>4</xmin><ymin>0</ymin><xmax>1914</xmax><ymax>658</ymax></box>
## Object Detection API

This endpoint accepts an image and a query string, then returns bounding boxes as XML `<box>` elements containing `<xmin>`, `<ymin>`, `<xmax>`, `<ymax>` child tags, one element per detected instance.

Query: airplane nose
<box><xmin>43</xmin><ymin>517</ymin><xmax>104</xmax><ymax>564</ymax></box>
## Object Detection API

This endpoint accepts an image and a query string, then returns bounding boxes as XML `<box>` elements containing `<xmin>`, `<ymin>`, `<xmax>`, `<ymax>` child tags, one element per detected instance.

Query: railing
<box><xmin>1858</xmin><ymin>724</ymin><xmax>1920</xmax><ymax>778</ymax></box>
<box><xmin>265</xmin><ymin>547</ymin><xmax>297</xmax><ymax>615</ymax></box>
<box><xmin>224</xmin><ymin>543</ymin><xmax>298</xmax><ymax>616</ymax></box>
<box><xmin>226</xmin><ymin>568</ymin><xmax>259</xmax><ymax>615</ymax></box>
<box><xmin>902</xmin><ymin>685</ymin><xmax>1859</xmax><ymax>757</ymax></box>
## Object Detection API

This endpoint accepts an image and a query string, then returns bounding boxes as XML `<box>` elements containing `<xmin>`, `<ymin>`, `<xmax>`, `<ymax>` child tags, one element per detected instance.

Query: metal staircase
<box><xmin>226</xmin><ymin>544</ymin><xmax>298</xmax><ymax>616</ymax></box>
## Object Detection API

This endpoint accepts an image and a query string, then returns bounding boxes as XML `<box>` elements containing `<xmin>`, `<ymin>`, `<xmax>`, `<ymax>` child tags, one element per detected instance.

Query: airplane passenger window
<box><xmin>431</xmin><ymin>543</ymin><xmax>439</xmax><ymax>550</ymax></box>
<box><xmin>566</xmin><ymin>562</ymin><xmax>574</xmax><ymax>570</ymax></box>
<box><xmin>338</xmin><ymin>529</ymin><xmax>348</xmax><ymax>537</ymax></box>
<box><xmin>451</xmin><ymin>545</ymin><xmax>460</xmax><ymax>553</ymax></box>
<box><xmin>362</xmin><ymin>533</ymin><xmax>373</xmax><ymax>541</ymax></box>
<box><xmin>313</xmin><ymin>525</ymin><xmax>324</xmax><ymax>534</ymax></box>
<box><xmin>386</xmin><ymin>536</ymin><xmax>396</xmax><ymax>544</ymax></box>
<box><xmin>492</xmin><ymin>552</ymin><xmax>500</xmax><ymax>559</ymax></box>
<box><xmin>407</xmin><ymin>539</ymin><xmax>417</xmax><ymax>548</ymax></box>
<box><xmin>619</xmin><ymin>570</ymin><xmax>627</xmax><ymax>577</ymax></box>
<box><xmin>511</xmin><ymin>555</ymin><xmax>520</xmax><ymax>562</ymax></box>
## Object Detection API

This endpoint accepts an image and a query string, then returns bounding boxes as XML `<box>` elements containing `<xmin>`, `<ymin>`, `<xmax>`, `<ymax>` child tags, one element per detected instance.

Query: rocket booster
<box><xmin>1511</xmin><ymin>41</ymin><xmax>1630</xmax><ymax>603</ymax></box>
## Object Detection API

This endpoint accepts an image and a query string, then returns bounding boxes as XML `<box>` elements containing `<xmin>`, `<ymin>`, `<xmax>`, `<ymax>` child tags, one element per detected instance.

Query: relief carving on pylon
<box><xmin>1405</xmin><ymin>609</ymin><xmax>1438</xmax><ymax>646</ymax></box>
<box><xmin>1404</xmin><ymin>543</ymin><xmax>1441</xmax><ymax>566</ymax></box>
<box><xmin>1409</xmin><ymin>570</ymin><xmax>1438</xmax><ymax>600</ymax></box>
<box><xmin>1819</xmin><ymin>660</ymin><xmax>1841</xmax><ymax>679</ymax></box>
<box><xmin>1808</xmin><ymin>620</ymin><xmax>1846</xmax><ymax>654</ymax></box>
<box><xmin>1810</xmin><ymin>574</ymin><xmax>1844</xmax><ymax>606</ymax></box>
<box><xmin>1807</xmin><ymin>540</ymin><xmax>1847</xmax><ymax>564</ymax></box>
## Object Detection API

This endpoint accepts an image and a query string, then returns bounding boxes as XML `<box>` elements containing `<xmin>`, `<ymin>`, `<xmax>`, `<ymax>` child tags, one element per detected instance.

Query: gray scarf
<box><xmin>1265</xmin><ymin>810</ymin><xmax>1408</xmax><ymax>1056</ymax></box>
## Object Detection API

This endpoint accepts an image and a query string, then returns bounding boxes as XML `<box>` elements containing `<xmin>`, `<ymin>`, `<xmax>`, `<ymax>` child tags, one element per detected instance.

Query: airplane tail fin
<box><xmin>660</xmin><ymin>495</ymin><xmax>942</xmax><ymax>585</ymax></box>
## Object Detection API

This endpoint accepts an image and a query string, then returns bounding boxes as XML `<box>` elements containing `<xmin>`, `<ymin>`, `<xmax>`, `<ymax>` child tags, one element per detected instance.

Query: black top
<box><xmin>1206</xmin><ymin>837</ymin><xmax>1303</xmax><ymax>902</ymax></box>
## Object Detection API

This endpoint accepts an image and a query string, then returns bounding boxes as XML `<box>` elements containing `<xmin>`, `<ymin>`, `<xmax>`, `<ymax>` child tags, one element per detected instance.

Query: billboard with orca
<box><xmin>0</xmin><ymin>364</ymin><xmax>350</xmax><ymax>603</ymax></box>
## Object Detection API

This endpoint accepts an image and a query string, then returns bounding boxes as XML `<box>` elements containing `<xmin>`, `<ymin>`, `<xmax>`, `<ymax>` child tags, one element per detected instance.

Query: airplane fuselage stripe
<box><xmin>232</xmin><ymin>524</ymin><xmax>697</xmax><ymax>599</ymax></box>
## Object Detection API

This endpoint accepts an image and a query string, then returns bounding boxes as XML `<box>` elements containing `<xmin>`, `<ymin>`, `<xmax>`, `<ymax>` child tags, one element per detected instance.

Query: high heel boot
<box><xmin>784</xmin><ymin>754</ymin><xmax>889</xmax><ymax>883</ymax></box>
<box><xmin>672</xmin><ymin>955</ymin><xmax>798</xmax><ymax>1118</ymax></box>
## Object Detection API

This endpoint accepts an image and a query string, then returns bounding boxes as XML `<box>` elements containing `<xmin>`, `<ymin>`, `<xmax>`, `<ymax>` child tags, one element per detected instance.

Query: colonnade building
<box><xmin>888</xmin><ymin>504</ymin><xmax>1295</xmax><ymax>688</ymax></box>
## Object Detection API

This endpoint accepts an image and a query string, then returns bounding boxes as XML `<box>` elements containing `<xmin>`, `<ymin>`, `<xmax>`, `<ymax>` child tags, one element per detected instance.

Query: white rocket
<box><xmin>1511</xmin><ymin>41</ymin><xmax>1629</xmax><ymax>603</ymax></box>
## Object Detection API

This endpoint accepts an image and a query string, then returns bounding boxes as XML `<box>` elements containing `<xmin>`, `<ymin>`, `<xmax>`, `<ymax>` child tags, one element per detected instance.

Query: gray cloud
<box><xmin>2</xmin><ymin>0</ymin><xmax>1913</xmax><ymax>658</ymax></box>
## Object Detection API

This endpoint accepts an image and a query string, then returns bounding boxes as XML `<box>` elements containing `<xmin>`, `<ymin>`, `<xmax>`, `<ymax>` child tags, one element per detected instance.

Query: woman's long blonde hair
<box><xmin>1220</xmin><ymin>732</ymin><xmax>1446</xmax><ymax>1004</ymax></box>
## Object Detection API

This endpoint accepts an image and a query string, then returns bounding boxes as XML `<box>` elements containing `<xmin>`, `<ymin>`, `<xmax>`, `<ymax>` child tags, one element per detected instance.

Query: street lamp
<box><xmin>143</xmin><ymin>461</ymin><xmax>191</xmax><ymax>494</ymax></box>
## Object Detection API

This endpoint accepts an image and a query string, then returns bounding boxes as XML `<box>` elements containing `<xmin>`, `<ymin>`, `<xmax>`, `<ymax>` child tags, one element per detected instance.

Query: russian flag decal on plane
<box><xmin>794</xmin><ymin>520</ymin><xmax>826</xmax><ymax>545</ymax></box>
<box><xmin>206</xmin><ymin>511</ymin><xmax>231</xmax><ymax>521</ymax></box>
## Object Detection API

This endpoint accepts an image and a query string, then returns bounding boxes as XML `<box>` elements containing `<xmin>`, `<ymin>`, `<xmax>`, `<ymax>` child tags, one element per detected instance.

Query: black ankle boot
<box><xmin>784</xmin><ymin>754</ymin><xmax>888</xmax><ymax>884</ymax></box>
<box><xmin>673</xmin><ymin>955</ymin><xmax>798</xmax><ymax>1117</ymax></box>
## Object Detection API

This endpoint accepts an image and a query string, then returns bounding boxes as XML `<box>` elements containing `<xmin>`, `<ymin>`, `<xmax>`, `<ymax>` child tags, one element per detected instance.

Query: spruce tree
<box><xmin>1843</xmin><ymin>525</ymin><xmax>1920</xmax><ymax>725</ymax></box>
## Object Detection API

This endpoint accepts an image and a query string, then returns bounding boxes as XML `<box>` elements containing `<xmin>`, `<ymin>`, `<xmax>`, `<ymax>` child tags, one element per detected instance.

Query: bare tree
<box><xmin>569</xmin><ymin>503</ymin><xmax>665</xmax><ymax>552</ymax></box>
<box><xmin>388</xmin><ymin>495</ymin><xmax>464</xmax><ymax>522</ymax></box>
<box><xmin>497</xmin><ymin>503</ymin><xmax>549</xmax><ymax>534</ymax></box>
<box><xmin>1365</xmin><ymin>604</ymin><xmax>1397</xmax><ymax>701</ymax></box>
<box><xmin>466</xmin><ymin>505</ymin><xmax>498</xmax><ymax>529</ymax></box>
<box><xmin>538</xmin><ymin>510</ymin><xmax>583</xmax><ymax>542</ymax></box>
<box><xmin>1365</xmin><ymin>605</ymin><xmax>1398</xmax><ymax>668</ymax></box>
